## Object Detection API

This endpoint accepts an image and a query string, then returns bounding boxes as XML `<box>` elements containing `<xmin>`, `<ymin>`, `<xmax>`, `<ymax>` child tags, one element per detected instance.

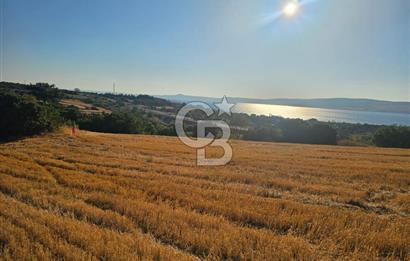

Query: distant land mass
<box><xmin>157</xmin><ymin>95</ymin><xmax>410</xmax><ymax>114</ymax></box>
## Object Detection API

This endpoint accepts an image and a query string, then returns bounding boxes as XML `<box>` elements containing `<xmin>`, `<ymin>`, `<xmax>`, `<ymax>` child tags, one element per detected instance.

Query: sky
<box><xmin>1</xmin><ymin>0</ymin><xmax>409</xmax><ymax>101</ymax></box>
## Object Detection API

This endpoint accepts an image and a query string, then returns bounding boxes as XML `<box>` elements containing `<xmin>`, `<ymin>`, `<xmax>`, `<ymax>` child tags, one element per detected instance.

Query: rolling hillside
<box><xmin>0</xmin><ymin>130</ymin><xmax>409</xmax><ymax>260</ymax></box>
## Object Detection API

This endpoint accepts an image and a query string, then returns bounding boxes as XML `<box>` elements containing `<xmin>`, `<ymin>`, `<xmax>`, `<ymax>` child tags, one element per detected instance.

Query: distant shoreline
<box><xmin>232</xmin><ymin>102</ymin><xmax>410</xmax><ymax>126</ymax></box>
<box><xmin>158</xmin><ymin>94</ymin><xmax>410</xmax><ymax>115</ymax></box>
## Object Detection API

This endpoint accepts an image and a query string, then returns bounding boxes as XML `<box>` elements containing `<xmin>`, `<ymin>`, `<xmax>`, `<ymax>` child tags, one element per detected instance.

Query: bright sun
<box><xmin>283</xmin><ymin>1</ymin><xmax>299</xmax><ymax>17</ymax></box>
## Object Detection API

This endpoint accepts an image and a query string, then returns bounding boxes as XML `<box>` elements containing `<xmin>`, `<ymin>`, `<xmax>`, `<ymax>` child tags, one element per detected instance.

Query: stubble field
<box><xmin>0</xmin><ymin>129</ymin><xmax>409</xmax><ymax>260</ymax></box>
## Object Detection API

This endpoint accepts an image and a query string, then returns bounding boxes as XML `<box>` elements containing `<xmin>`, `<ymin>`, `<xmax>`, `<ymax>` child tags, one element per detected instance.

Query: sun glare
<box><xmin>283</xmin><ymin>1</ymin><xmax>299</xmax><ymax>17</ymax></box>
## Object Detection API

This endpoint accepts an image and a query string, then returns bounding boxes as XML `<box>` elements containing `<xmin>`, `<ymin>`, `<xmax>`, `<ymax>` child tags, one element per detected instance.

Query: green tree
<box><xmin>0</xmin><ymin>90</ymin><xmax>61</xmax><ymax>140</ymax></box>
<box><xmin>373</xmin><ymin>126</ymin><xmax>410</xmax><ymax>148</ymax></box>
<box><xmin>78</xmin><ymin>111</ymin><xmax>145</xmax><ymax>134</ymax></box>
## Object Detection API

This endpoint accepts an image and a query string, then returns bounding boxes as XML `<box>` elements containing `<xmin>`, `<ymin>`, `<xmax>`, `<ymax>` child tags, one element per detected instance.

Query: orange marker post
<box><xmin>71</xmin><ymin>123</ymin><xmax>77</xmax><ymax>136</ymax></box>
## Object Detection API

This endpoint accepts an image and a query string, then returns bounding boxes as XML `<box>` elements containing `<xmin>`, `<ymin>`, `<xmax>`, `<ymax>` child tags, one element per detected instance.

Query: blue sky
<box><xmin>1</xmin><ymin>0</ymin><xmax>409</xmax><ymax>101</ymax></box>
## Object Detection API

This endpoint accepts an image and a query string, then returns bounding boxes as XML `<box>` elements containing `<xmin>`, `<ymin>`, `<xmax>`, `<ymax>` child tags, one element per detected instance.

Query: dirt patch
<box><xmin>60</xmin><ymin>99</ymin><xmax>111</xmax><ymax>114</ymax></box>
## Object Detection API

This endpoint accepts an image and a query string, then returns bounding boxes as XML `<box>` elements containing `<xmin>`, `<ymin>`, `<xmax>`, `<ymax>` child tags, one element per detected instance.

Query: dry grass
<box><xmin>60</xmin><ymin>99</ymin><xmax>111</xmax><ymax>114</ymax></box>
<box><xmin>0</xmin><ymin>129</ymin><xmax>409</xmax><ymax>260</ymax></box>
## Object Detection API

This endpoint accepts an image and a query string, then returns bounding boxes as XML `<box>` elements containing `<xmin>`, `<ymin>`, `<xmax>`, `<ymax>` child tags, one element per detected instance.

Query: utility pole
<box><xmin>113</xmin><ymin>82</ymin><xmax>116</xmax><ymax>94</ymax></box>
<box><xmin>0</xmin><ymin>0</ymin><xmax>4</xmax><ymax>82</ymax></box>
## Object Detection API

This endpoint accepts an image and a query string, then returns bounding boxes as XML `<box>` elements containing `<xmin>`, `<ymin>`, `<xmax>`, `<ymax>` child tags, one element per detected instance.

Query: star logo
<box><xmin>214</xmin><ymin>96</ymin><xmax>235</xmax><ymax>116</ymax></box>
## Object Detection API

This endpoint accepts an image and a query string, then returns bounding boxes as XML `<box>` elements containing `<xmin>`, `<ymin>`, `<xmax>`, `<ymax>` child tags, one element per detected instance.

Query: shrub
<box><xmin>0</xmin><ymin>90</ymin><xmax>61</xmax><ymax>140</ymax></box>
<box><xmin>373</xmin><ymin>126</ymin><xmax>410</xmax><ymax>148</ymax></box>
<box><xmin>78</xmin><ymin>111</ymin><xmax>145</xmax><ymax>134</ymax></box>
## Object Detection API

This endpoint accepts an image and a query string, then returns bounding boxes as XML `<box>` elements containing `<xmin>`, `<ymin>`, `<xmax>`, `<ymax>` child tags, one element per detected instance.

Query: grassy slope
<box><xmin>0</xmin><ymin>130</ymin><xmax>409</xmax><ymax>260</ymax></box>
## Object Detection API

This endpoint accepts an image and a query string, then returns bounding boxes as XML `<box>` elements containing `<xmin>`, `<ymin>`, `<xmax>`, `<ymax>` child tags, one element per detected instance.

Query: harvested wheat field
<box><xmin>0</xmin><ymin>129</ymin><xmax>409</xmax><ymax>260</ymax></box>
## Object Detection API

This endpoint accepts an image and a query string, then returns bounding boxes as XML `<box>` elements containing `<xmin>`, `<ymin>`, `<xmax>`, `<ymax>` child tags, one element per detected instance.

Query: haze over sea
<box><xmin>233</xmin><ymin>103</ymin><xmax>410</xmax><ymax>126</ymax></box>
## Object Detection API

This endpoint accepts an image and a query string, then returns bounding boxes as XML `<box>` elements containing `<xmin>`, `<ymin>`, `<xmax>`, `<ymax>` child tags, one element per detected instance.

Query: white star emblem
<box><xmin>214</xmin><ymin>96</ymin><xmax>235</xmax><ymax>116</ymax></box>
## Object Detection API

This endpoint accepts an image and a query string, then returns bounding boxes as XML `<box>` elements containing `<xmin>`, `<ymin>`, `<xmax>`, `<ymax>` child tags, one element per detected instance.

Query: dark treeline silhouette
<box><xmin>186</xmin><ymin>112</ymin><xmax>336</xmax><ymax>145</ymax></box>
<box><xmin>373</xmin><ymin>126</ymin><xmax>410</xmax><ymax>148</ymax></box>
<box><xmin>77</xmin><ymin>111</ymin><xmax>144</xmax><ymax>134</ymax></box>
<box><xmin>0</xmin><ymin>82</ymin><xmax>175</xmax><ymax>140</ymax></box>
<box><xmin>72</xmin><ymin>109</ymin><xmax>175</xmax><ymax>136</ymax></box>
<box><xmin>0</xmin><ymin>85</ymin><xmax>61</xmax><ymax>141</ymax></box>
<box><xmin>243</xmin><ymin>119</ymin><xmax>337</xmax><ymax>145</ymax></box>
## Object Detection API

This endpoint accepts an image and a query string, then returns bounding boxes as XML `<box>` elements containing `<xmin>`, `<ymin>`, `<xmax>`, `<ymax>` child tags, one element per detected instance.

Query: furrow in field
<box><xmin>37</xmin><ymin>164</ymin><xmax>410</xmax><ymax>260</ymax></box>
<box><xmin>0</xmin><ymin>192</ymin><xmax>195</xmax><ymax>261</ymax></box>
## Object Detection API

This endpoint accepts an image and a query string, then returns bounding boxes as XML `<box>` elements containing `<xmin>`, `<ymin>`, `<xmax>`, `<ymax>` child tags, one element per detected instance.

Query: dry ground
<box><xmin>0</xmin><ymin>129</ymin><xmax>409</xmax><ymax>260</ymax></box>
<box><xmin>60</xmin><ymin>99</ymin><xmax>111</xmax><ymax>114</ymax></box>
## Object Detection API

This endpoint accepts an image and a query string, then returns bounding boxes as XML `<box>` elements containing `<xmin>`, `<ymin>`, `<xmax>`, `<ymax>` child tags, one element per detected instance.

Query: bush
<box><xmin>373</xmin><ymin>126</ymin><xmax>410</xmax><ymax>148</ymax></box>
<box><xmin>78</xmin><ymin>111</ymin><xmax>145</xmax><ymax>134</ymax></box>
<box><xmin>243</xmin><ymin>127</ymin><xmax>282</xmax><ymax>142</ymax></box>
<box><xmin>60</xmin><ymin>105</ymin><xmax>82</xmax><ymax>122</ymax></box>
<box><xmin>242</xmin><ymin>119</ymin><xmax>336</xmax><ymax>145</ymax></box>
<box><xmin>0</xmin><ymin>90</ymin><xmax>61</xmax><ymax>140</ymax></box>
<box><xmin>305</xmin><ymin>124</ymin><xmax>337</xmax><ymax>145</ymax></box>
<box><xmin>277</xmin><ymin>120</ymin><xmax>337</xmax><ymax>145</ymax></box>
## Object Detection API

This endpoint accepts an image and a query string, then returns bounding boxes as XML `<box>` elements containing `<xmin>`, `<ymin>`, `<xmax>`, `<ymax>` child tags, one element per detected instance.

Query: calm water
<box><xmin>232</xmin><ymin>103</ymin><xmax>410</xmax><ymax>126</ymax></box>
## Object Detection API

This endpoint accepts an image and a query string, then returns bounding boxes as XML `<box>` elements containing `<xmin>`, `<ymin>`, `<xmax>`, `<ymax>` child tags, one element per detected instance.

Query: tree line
<box><xmin>0</xmin><ymin>83</ymin><xmax>175</xmax><ymax>141</ymax></box>
<box><xmin>0</xmin><ymin>82</ymin><xmax>409</xmax><ymax>148</ymax></box>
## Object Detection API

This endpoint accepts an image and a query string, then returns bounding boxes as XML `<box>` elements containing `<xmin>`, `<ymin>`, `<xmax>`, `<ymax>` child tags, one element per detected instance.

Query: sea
<box><xmin>232</xmin><ymin>103</ymin><xmax>410</xmax><ymax>126</ymax></box>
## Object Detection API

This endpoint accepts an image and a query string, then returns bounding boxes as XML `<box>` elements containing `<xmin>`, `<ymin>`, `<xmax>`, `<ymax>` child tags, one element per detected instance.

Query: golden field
<box><xmin>0</xmin><ymin>129</ymin><xmax>409</xmax><ymax>260</ymax></box>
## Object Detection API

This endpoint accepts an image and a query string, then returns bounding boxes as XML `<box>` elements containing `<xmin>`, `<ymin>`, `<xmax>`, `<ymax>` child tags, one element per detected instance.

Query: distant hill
<box><xmin>158</xmin><ymin>95</ymin><xmax>410</xmax><ymax>114</ymax></box>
